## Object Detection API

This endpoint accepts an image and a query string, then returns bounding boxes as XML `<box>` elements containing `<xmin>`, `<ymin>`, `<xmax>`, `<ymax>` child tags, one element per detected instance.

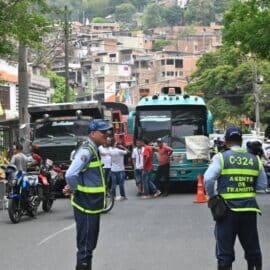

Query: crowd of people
<box><xmin>98</xmin><ymin>136</ymin><xmax>173</xmax><ymax>200</ymax></box>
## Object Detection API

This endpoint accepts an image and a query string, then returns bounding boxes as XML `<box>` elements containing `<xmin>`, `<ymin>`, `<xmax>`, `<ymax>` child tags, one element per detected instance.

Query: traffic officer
<box><xmin>65</xmin><ymin>119</ymin><xmax>112</xmax><ymax>270</ymax></box>
<box><xmin>204</xmin><ymin>126</ymin><xmax>267</xmax><ymax>270</ymax></box>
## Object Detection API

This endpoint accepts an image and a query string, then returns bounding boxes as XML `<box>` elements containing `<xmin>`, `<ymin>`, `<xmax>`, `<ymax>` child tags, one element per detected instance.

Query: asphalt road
<box><xmin>0</xmin><ymin>181</ymin><xmax>270</xmax><ymax>270</ymax></box>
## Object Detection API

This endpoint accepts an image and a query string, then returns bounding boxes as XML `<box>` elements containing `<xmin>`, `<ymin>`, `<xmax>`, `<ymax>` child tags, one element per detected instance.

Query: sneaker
<box><xmin>141</xmin><ymin>195</ymin><xmax>152</xmax><ymax>199</ymax></box>
<box><xmin>119</xmin><ymin>196</ymin><xmax>128</xmax><ymax>201</ymax></box>
<box><xmin>153</xmin><ymin>190</ymin><xmax>162</xmax><ymax>198</ymax></box>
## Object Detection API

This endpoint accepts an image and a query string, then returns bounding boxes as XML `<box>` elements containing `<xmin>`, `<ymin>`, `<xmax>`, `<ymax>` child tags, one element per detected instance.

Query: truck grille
<box><xmin>35</xmin><ymin>146</ymin><xmax>74</xmax><ymax>165</ymax></box>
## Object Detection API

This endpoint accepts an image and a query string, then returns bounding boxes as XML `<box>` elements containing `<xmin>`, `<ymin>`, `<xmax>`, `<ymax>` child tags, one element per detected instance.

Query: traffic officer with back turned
<box><xmin>204</xmin><ymin>126</ymin><xmax>267</xmax><ymax>270</ymax></box>
<box><xmin>65</xmin><ymin>119</ymin><xmax>112</xmax><ymax>270</ymax></box>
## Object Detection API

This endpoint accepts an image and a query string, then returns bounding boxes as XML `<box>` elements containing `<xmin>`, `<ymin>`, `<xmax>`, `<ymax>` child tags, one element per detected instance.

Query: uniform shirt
<box><xmin>65</xmin><ymin>138</ymin><xmax>96</xmax><ymax>192</ymax></box>
<box><xmin>10</xmin><ymin>153</ymin><xmax>32</xmax><ymax>172</ymax></box>
<box><xmin>98</xmin><ymin>145</ymin><xmax>112</xmax><ymax>169</ymax></box>
<box><xmin>143</xmin><ymin>145</ymin><xmax>153</xmax><ymax>171</ymax></box>
<box><xmin>110</xmin><ymin>147</ymin><xmax>127</xmax><ymax>172</ymax></box>
<box><xmin>132</xmin><ymin>147</ymin><xmax>144</xmax><ymax>169</ymax></box>
<box><xmin>204</xmin><ymin>145</ymin><xmax>267</xmax><ymax>198</ymax></box>
<box><xmin>156</xmin><ymin>144</ymin><xmax>173</xmax><ymax>166</ymax></box>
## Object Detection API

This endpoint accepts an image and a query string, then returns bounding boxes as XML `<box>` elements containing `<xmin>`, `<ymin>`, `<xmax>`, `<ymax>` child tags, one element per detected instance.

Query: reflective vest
<box><xmin>218</xmin><ymin>149</ymin><xmax>262</xmax><ymax>213</ymax></box>
<box><xmin>71</xmin><ymin>142</ymin><xmax>106</xmax><ymax>214</ymax></box>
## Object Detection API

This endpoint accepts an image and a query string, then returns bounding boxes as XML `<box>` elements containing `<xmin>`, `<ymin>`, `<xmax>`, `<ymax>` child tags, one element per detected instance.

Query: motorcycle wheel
<box><xmin>42</xmin><ymin>199</ymin><xmax>54</xmax><ymax>212</ymax></box>
<box><xmin>103</xmin><ymin>190</ymin><xmax>114</xmax><ymax>214</ymax></box>
<box><xmin>8</xmin><ymin>199</ymin><xmax>22</xmax><ymax>224</ymax></box>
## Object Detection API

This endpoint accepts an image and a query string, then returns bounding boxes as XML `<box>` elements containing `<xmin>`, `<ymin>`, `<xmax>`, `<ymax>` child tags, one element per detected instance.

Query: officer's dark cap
<box><xmin>224</xmin><ymin>126</ymin><xmax>242</xmax><ymax>141</ymax></box>
<box><xmin>87</xmin><ymin>119</ymin><xmax>112</xmax><ymax>133</ymax></box>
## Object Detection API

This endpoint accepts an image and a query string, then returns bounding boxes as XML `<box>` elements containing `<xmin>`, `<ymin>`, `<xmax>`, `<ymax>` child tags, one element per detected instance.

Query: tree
<box><xmin>92</xmin><ymin>17</ymin><xmax>106</xmax><ymax>23</ymax></box>
<box><xmin>0</xmin><ymin>0</ymin><xmax>52</xmax><ymax>56</ymax></box>
<box><xmin>184</xmin><ymin>0</ymin><xmax>215</xmax><ymax>26</ymax></box>
<box><xmin>164</xmin><ymin>5</ymin><xmax>184</xmax><ymax>26</ymax></box>
<box><xmin>115</xmin><ymin>3</ymin><xmax>136</xmax><ymax>23</ymax></box>
<box><xmin>185</xmin><ymin>46</ymin><xmax>270</xmax><ymax>126</ymax></box>
<box><xmin>47</xmin><ymin>71</ymin><xmax>75</xmax><ymax>103</ymax></box>
<box><xmin>152</xmin><ymin>39</ymin><xmax>170</xmax><ymax>51</ymax></box>
<box><xmin>223</xmin><ymin>0</ymin><xmax>270</xmax><ymax>59</ymax></box>
<box><xmin>142</xmin><ymin>4</ymin><xmax>167</xmax><ymax>30</ymax></box>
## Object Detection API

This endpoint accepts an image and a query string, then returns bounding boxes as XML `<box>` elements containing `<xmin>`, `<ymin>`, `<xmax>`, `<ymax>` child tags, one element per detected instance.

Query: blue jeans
<box><xmin>111</xmin><ymin>171</ymin><xmax>126</xmax><ymax>197</ymax></box>
<box><xmin>134</xmin><ymin>169</ymin><xmax>143</xmax><ymax>185</ymax></box>
<box><xmin>142</xmin><ymin>170</ymin><xmax>158</xmax><ymax>195</ymax></box>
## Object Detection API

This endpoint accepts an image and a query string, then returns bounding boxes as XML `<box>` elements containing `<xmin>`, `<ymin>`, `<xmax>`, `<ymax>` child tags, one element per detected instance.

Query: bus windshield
<box><xmin>34</xmin><ymin>119</ymin><xmax>89</xmax><ymax>138</ymax></box>
<box><xmin>137</xmin><ymin>107</ymin><xmax>207</xmax><ymax>148</ymax></box>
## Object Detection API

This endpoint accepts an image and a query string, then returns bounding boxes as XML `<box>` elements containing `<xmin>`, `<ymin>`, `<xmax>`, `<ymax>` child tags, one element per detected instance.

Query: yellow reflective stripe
<box><xmin>230</xmin><ymin>207</ymin><xmax>261</xmax><ymax>214</ymax></box>
<box><xmin>221</xmin><ymin>192</ymin><xmax>256</xmax><ymax>199</ymax></box>
<box><xmin>221</xmin><ymin>169</ymin><xmax>259</xmax><ymax>176</ymax></box>
<box><xmin>71</xmin><ymin>196</ymin><xmax>104</xmax><ymax>214</ymax></box>
<box><xmin>77</xmin><ymin>184</ymin><xmax>105</xmax><ymax>193</ymax></box>
<box><xmin>219</xmin><ymin>153</ymin><xmax>224</xmax><ymax>169</ymax></box>
<box><xmin>257</xmin><ymin>156</ymin><xmax>262</xmax><ymax>171</ymax></box>
<box><xmin>232</xmin><ymin>149</ymin><xmax>247</xmax><ymax>153</ymax></box>
<box><xmin>88</xmin><ymin>160</ymin><xmax>102</xmax><ymax>168</ymax></box>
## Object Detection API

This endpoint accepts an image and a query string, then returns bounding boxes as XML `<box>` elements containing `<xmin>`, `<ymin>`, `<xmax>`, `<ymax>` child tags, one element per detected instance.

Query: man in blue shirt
<box><xmin>204</xmin><ymin>126</ymin><xmax>267</xmax><ymax>270</ymax></box>
<box><xmin>65</xmin><ymin>119</ymin><xmax>112</xmax><ymax>270</ymax></box>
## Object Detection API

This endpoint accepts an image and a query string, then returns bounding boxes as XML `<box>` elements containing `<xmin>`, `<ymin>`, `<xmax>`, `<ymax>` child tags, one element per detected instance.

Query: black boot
<box><xmin>248</xmin><ymin>262</ymin><xmax>262</xmax><ymax>270</ymax></box>
<box><xmin>76</xmin><ymin>261</ymin><xmax>89</xmax><ymax>270</ymax></box>
<box><xmin>218</xmin><ymin>261</ymin><xmax>232</xmax><ymax>270</ymax></box>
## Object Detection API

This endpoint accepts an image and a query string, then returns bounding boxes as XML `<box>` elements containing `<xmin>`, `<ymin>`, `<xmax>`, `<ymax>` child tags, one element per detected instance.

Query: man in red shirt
<box><xmin>141</xmin><ymin>138</ymin><xmax>161</xmax><ymax>199</ymax></box>
<box><xmin>155</xmin><ymin>138</ymin><xmax>173</xmax><ymax>196</ymax></box>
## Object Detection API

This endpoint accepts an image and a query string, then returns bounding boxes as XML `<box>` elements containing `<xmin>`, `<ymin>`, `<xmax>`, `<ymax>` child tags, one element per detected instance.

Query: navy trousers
<box><xmin>74</xmin><ymin>207</ymin><xmax>100</xmax><ymax>263</ymax></box>
<box><xmin>215</xmin><ymin>210</ymin><xmax>262</xmax><ymax>265</ymax></box>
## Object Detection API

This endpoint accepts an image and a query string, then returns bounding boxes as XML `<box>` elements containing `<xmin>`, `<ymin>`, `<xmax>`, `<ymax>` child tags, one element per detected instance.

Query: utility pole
<box><xmin>252</xmin><ymin>57</ymin><xmax>261</xmax><ymax>136</ymax></box>
<box><xmin>64</xmin><ymin>5</ymin><xmax>69</xmax><ymax>102</ymax></box>
<box><xmin>18</xmin><ymin>43</ymin><xmax>30</xmax><ymax>152</ymax></box>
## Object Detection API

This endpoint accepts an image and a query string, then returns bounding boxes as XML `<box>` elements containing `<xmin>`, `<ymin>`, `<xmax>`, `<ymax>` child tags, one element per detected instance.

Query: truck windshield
<box><xmin>137</xmin><ymin>107</ymin><xmax>207</xmax><ymax>148</ymax></box>
<box><xmin>34</xmin><ymin>120</ymin><xmax>89</xmax><ymax>138</ymax></box>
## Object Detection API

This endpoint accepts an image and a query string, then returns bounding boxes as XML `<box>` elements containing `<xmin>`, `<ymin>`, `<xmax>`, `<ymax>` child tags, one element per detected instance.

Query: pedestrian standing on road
<box><xmin>204</xmin><ymin>126</ymin><xmax>267</xmax><ymax>270</ymax></box>
<box><xmin>141</xmin><ymin>138</ymin><xmax>161</xmax><ymax>199</ymax></box>
<box><xmin>132</xmin><ymin>138</ymin><xmax>144</xmax><ymax>196</ymax></box>
<box><xmin>65</xmin><ymin>119</ymin><xmax>112</xmax><ymax>270</ymax></box>
<box><xmin>110</xmin><ymin>141</ymin><xmax>128</xmax><ymax>200</ymax></box>
<box><xmin>155</xmin><ymin>138</ymin><xmax>173</xmax><ymax>196</ymax></box>
<box><xmin>99</xmin><ymin>137</ymin><xmax>112</xmax><ymax>188</ymax></box>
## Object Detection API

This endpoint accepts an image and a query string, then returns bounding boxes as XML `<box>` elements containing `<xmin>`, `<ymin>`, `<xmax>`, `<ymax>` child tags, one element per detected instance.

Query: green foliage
<box><xmin>164</xmin><ymin>5</ymin><xmax>184</xmax><ymax>26</ymax></box>
<box><xmin>186</xmin><ymin>46</ymin><xmax>270</xmax><ymax>125</ymax></box>
<box><xmin>115</xmin><ymin>3</ymin><xmax>136</xmax><ymax>23</ymax></box>
<box><xmin>184</xmin><ymin>0</ymin><xmax>215</xmax><ymax>25</ymax></box>
<box><xmin>0</xmin><ymin>0</ymin><xmax>52</xmax><ymax>56</ymax></box>
<box><xmin>142</xmin><ymin>4</ymin><xmax>168</xmax><ymax>30</ymax></box>
<box><xmin>91</xmin><ymin>17</ymin><xmax>106</xmax><ymax>23</ymax></box>
<box><xmin>152</xmin><ymin>39</ymin><xmax>170</xmax><ymax>51</ymax></box>
<box><xmin>46</xmin><ymin>71</ymin><xmax>75</xmax><ymax>103</ymax></box>
<box><xmin>223</xmin><ymin>0</ymin><xmax>270</xmax><ymax>59</ymax></box>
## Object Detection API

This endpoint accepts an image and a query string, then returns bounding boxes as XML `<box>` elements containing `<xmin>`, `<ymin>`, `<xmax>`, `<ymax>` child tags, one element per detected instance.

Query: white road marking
<box><xmin>37</xmin><ymin>223</ymin><xmax>75</xmax><ymax>246</ymax></box>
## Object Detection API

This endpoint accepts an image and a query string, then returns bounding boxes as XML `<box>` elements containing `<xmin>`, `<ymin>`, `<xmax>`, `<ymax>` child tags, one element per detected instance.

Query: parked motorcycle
<box><xmin>5</xmin><ymin>165</ymin><xmax>41</xmax><ymax>223</ymax></box>
<box><xmin>28</xmin><ymin>156</ymin><xmax>60</xmax><ymax>212</ymax></box>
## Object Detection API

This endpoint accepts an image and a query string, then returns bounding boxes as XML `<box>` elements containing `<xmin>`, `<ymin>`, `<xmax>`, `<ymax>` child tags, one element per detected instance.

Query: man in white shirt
<box><xmin>98</xmin><ymin>137</ymin><xmax>112</xmax><ymax>187</ymax></box>
<box><xmin>132</xmin><ymin>139</ymin><xmax>144</xmax><ymax>196</ymax></box>
<box><xmin>110</xmin><ymin>141</ymin><xmax>128</xmax><ymax>200</ymax></box>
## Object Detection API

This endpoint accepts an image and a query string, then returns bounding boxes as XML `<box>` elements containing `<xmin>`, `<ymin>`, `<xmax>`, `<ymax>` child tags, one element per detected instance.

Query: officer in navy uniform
<box><xmin>65</xmin><ymin>119</ymin><xmax>112</xmax><ymax>270</ymax></box>
<box><xmin>204</xmin><ymin>126</ymin><xmax>267</xmax><ymax>270</ymax></box>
